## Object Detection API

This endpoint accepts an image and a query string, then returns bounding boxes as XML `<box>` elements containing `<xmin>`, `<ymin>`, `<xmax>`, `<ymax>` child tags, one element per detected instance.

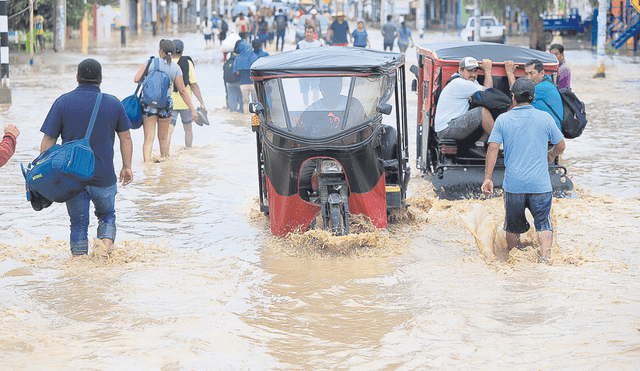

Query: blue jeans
<box><xmin>276</xmin><ymin>30</ymin><xmax>285</xmax><ymax>51</ymax></box>
<box><xmin>65</xmin><ymin>184</ymin><xmax>117</xmax><ymax>255</ymax></box>
<box><xmin>226</xmin><ymin>82</ymin><xmax>243</xmax><ymax>113</ymax></box>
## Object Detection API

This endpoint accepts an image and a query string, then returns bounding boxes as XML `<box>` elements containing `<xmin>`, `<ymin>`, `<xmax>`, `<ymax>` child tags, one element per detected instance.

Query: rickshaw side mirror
<box><xmin>410</xmin><ymin>65</ymin><xmax>419</xmax><ymax>78</ymax></box>
<box><xmin>376</xmin><ymin>102</ymin><xmax>393</xmax><ymax>115</ymax></box>
<box><xmin>249</xmin><ymin>102</ymin><xmax>265</xmax><ymax>114</ymax></box>
<box><xmin>411</xmin><ymin>79</ymin><xmax>418</xmax><ymax>93</ymax></box>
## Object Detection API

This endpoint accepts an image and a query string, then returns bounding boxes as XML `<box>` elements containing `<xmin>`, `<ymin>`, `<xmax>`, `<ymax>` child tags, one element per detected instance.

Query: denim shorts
<box><xmin>142</xmin><ymin>99</ymin><xmax>173</xmax><ymax>119</ymax></box>
<box><xmin>504</xmin><ymin>191</ymin><xmax>553</xmax><ymax>234</ymax></box>
<box><xmin>437</xmin><ymin>107</ymin><xmax>483</xmax><ymax>140</ymax></box>
<box><xmin>171</xmin><ymin>108</ymin><xmax>194</xmax><ymax>126</ymax></box>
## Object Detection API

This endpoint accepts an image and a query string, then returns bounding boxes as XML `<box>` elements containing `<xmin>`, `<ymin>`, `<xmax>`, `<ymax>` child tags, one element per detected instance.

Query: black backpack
<box><xmin>276</xmin><ymin>15</ymin><xmax>287</xmax><ymax>31</ymax></box>
<box><xmin>468</xmin><ymin>88</ymin><xmax>512</xmax><ymax>120</ymax></box>
<box><xmin>220</xmin><ymin>20</ymin><xmax>228</xmax><ymax>33</ymax></box>
<box><xmin>223</xmin><ymin>56</ymin><xmax>240</xmax><ymax>83</ymax></box>
<box><xmin>543</xmin><ymin>88</ymin><xmax>588</xmax><ymax>139</ymax></box>
<box><xmin>258</xmin><ymin>20</ymin><xmax>269</xmax><ymax>33</ymax></box>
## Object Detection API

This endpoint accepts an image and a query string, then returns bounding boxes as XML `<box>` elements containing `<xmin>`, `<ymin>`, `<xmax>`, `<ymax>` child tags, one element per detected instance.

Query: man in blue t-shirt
<box><xmin>506</xmin><ymin>59</ymin><xmax>563</xmax><ymax>132</ymax></box>
<box><xmin>482</xmin><ymin>78</ymin><xmax>566</xmax><ymax>263</ymax></box>
<box><xmin>39</xmin><ymin>58</ymin><xmax>134</xmax><ymax>257</ymax></box>
<box><xmin>327</xmin><ymin>12</ymin><xmax>352</xmax><ymax>46</ymax></box>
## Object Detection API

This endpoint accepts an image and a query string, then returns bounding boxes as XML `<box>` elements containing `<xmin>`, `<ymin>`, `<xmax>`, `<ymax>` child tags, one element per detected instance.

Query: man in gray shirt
<box><xmin>382</xmin><ymin>15</ymin><xmax>397</xmax><ymax>51</ymax></box>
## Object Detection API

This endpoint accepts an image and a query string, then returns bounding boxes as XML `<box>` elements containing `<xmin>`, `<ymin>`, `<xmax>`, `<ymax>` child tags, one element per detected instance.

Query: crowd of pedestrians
<box><xmin>206</xmin><ymin>8</ymin><xmax>414</xmax><ymax>54</ymax></box>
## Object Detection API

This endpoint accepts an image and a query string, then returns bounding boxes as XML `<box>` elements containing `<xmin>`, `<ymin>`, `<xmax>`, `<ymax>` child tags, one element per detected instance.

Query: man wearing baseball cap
<box><xmin>434</xmin><ymin>56</ymin><xmax>497</xmax><ymax>157</ymax></box>
<box><xmin>482</xmin><ymin>77</ymin><xmax>566</xmax><ymax>264</ymax></box>
<box><xmin>301</xmin><ymin>9</ymin><xmax>322</xmax><ymax>43</ymax></box>
<box><xmin>39</xmin><ymin>58</ymin><xmax>133</xmax><ymax>256</ymax></box>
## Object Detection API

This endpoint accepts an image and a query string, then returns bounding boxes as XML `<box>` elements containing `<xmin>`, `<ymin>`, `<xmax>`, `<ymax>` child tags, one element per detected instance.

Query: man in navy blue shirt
<box><xmin>327</xmin><ymin>12</ymin><xmax>352</xmax><ymax>46</ymax></box>
<box><xmin>40</xmin><ymin>58</ymin><xmax>134</xmax><ymax>257</ymax></box>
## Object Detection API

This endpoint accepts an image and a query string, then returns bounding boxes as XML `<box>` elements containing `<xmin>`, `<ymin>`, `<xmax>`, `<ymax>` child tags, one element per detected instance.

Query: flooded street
<box><xmin>1</xmin><ymin>30</ymin><xmax>639</xmax><ymax>370</ymax></box>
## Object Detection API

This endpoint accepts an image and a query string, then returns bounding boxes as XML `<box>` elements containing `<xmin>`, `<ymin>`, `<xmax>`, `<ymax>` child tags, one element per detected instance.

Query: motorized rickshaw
<box><xmin>410</xmin><ymin>42</ymin><xmax>574</xmax><ymax>199</ymax></box>
<box><xmin>249</xmin><ymin>47</ymin><xmax>410</xmax><ymax>236</ymax></box>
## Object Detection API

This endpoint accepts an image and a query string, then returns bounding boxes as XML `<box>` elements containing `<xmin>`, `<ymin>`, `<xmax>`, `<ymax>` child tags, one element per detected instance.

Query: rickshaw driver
<box><xmin>434</xmin><ymin>57</ymin><xmax>496</xmax><ymax>157</ymax></box>
<box><xmin>296</xmin><ymin>77</ymin><xmax>366</xmax><ymax>136</ymax></box>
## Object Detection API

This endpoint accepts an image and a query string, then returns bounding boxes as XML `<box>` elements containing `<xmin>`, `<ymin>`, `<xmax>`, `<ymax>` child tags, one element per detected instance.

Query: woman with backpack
<box><xmin>134</xmin><ymin>39</ymin><xmax>198</xmax><ymax>162</ymax></box>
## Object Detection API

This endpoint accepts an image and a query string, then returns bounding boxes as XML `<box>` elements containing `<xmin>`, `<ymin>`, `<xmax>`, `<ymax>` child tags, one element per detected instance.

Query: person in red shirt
<box><xmin>0</xmin><ymin>124</ymin><xmax>20</xmax><ymax>167</ymax></box>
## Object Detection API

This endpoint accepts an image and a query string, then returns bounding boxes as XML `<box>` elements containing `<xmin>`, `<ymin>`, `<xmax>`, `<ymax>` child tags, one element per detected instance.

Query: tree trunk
<box><xmin>522</xmin><ymin>4</ymin><xmax>546</xmax><ymax>51</ymax></box>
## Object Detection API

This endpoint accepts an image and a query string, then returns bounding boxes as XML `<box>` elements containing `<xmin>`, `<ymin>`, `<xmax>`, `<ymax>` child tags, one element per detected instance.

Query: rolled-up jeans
<box><xmin>65</xmin><ymin>184</ymin><xmax>117</xmax><ymax>255</ymax></box>
<box><xmin>226</xmin><ymin>82</ymin><xmax>243</xmax><ymax>113</ymax></box>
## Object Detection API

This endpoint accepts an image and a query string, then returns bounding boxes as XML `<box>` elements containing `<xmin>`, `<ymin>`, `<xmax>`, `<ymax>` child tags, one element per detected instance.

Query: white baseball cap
<box><xmin>310</xmin><ymin>9</ymin><xmax>318</xmax><ymax>15</ymax></box>
<box><xmin>459</xmin><ymin>57</ymin><xmax>480</xmax><ymax>70</ymax></box>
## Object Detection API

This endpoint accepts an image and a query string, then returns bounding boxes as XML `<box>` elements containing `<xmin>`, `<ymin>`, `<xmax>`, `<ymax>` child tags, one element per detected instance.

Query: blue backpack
<box><xmin>141</xmin><ymin>57</ymin><xmax>171</xmax><ymax>109</ymax></box>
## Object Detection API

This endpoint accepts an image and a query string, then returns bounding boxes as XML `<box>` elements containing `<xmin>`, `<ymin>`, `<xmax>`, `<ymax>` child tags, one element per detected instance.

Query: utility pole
<box><xmin>473</xmin><ymin>0</ymin><xmax>480</xmax><ymax>41</ymax></box>
<box><xmin>152</xmin><ymin>0</ymin><xmax>157</xmax><ymax>36</ymax></box>
<box><xmin>442</xmin><ymin>0</ymin><xmax>446</xmax><ymax>36</ymax></box>
<box><xmin>0</xmin><ymin>0</ymin><xmax>11</xmax><ymax>104</ymax></box>
<box><xmin>418</xmin><ymin>0</ymin><xmax>425</xmax><ymax>38</ymax></box>
<box><xmin>381</xmin><ymin>0</ymin><xmax>387</xmax><ymax>26</ymax></box>
<box><xmin>595</xmin><ymin>0</ymin><xmax>607</xmax><ymax>77</ymax></box>
<box><xmin>29</xmin><ymin>0</ymin><xmax>34</xmax><ymax>64</ymax></box>
<box><xmin>120</xmin><ymin>0</ymin><xmax>127</xmax><ymax>45</ymax></box>
<box><xmin>196</xmin><ymin>0</ymin><xmax>201</xmax><ymax>26</ymax></box>
<box><xmin>54</xmin><ymin>0</ymin><xmax>65</xmax><ymax>51</ymax></box>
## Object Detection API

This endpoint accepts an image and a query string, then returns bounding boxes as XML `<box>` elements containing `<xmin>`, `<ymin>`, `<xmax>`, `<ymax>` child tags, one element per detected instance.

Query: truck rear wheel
<box><xmin>544</xmin><ymin>31</ymin><xmax>553</xmax><ymax>44</ymax></box>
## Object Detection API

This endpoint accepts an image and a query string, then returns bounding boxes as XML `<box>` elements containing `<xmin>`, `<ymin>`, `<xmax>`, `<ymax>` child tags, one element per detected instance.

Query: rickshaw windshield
<box><xmin>263</xmin><ymin>74</ymin><xmax>395</xmax><ymax>139</ymax></box>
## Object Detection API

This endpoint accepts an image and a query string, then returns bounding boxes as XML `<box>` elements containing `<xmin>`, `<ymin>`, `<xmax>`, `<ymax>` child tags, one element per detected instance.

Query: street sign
<box><xmin>632</xmin><ymin>0</ymin><xmax>640</xmax><ymax>13</ymax></box>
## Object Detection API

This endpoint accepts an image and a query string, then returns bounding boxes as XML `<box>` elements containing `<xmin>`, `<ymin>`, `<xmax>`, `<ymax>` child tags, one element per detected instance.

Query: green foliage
<box><xmin>8</xmin><ymin>0</ymin><xmax>119</xmax><ymax>31</ymax></box>
<box><xmin>481</xmin><ymin>0</ymin><xmax>554</xmax><ymax>15</ymax></box>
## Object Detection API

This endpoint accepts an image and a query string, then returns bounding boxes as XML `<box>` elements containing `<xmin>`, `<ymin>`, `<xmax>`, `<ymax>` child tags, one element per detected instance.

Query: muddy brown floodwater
<box><xmin>1</xmin><ymin>30</ymin><xmax>639</xmax><ymax>370</ymax></box>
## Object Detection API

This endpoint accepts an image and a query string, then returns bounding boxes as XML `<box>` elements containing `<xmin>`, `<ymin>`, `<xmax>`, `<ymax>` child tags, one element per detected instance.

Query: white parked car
<box><xmin>460</xmin><ymin>16</ymin><xmax>506</xmax><ymax>43</ymax></box>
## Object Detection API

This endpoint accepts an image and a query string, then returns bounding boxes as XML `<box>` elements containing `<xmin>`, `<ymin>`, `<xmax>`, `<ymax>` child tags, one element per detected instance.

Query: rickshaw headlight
<box><xmin>320</xmin><ymin>159</ymin><xmax>343</xmax><ymax>174</ymax></box>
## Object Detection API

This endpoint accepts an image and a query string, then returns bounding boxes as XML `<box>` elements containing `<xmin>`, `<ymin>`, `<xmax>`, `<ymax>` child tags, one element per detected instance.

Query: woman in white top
<box><xmin>134</xmin><ymin>39</ymin><xmax>198</xmax><ymax>162</ymax></box>
<box><xmin>201</xmin><ymin>19</ymin><xmax>214</xmax><ymax>48</ymax></box>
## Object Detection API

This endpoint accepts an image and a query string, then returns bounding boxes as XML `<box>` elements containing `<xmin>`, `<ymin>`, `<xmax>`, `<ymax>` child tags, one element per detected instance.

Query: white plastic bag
<box><xmin>220</xmin><ymin>32</ymin><xmax>241</xmax><ymax>53</ymax></box>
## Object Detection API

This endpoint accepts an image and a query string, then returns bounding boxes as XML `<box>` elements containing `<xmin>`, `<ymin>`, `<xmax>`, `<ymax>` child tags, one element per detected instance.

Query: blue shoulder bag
<box><xmin>122</xmin><ymin>57</ymin><xmax>153</xmax><ymax>130</ymax></box>
<box><xmin>22</xmin><ymin>93</ymin><xmax>103</xmax><ymax>209</ymax></box>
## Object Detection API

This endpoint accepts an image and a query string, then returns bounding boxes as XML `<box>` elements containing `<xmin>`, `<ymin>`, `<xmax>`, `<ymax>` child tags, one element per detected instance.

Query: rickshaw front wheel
<box><xmin>330</xmin><ymin>203</ymin><xmax>344</xmax><ymax>236</ymax></box>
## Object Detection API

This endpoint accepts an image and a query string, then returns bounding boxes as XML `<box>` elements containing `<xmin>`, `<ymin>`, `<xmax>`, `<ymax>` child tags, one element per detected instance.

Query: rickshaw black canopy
<box><xmin>418</xmin><ymin>42</ymin><xmax>558</xmax><ymax>65</ymax></box>
<box><xmin>250</xmin><ymin>46</ymin><xmax>405</xmax><ymax>79</ymax></box>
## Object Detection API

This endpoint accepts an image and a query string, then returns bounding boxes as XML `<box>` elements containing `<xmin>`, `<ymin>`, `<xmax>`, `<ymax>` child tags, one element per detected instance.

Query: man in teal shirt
<box><xmin>506</xmin><ymin>59</ymin><xmax>563</xmax><ymax>132</ymax></box>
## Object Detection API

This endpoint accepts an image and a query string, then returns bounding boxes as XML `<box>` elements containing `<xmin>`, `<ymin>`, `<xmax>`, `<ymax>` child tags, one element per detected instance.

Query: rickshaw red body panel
<box><xmin>266</xmin><ymin>173</ymin><xmax>387</xmax><ymax>236</ymax></box>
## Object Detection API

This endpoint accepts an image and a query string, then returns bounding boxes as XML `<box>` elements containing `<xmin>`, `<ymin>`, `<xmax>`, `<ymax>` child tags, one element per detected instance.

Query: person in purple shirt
<box><xmin>550</xmin><ymin>43</ymin><xmax>570</xmax><ymax>89</ymax></box>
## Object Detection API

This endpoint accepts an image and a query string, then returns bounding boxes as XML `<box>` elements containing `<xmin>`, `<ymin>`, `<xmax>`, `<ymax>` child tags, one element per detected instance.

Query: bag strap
<box><xmin>541</xmin><ymin>99</ymin><xmax>561</xmax><ymax>122</ymax></box>
<box><xmin>84</xmin><ymin>93</ymin><xmax>103</xmax><ymax>140</ymax></box>
<box><xmin>134</xmin><ymin>57</ymin><xmax>154</xmax><ymax>96</ymax></box>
